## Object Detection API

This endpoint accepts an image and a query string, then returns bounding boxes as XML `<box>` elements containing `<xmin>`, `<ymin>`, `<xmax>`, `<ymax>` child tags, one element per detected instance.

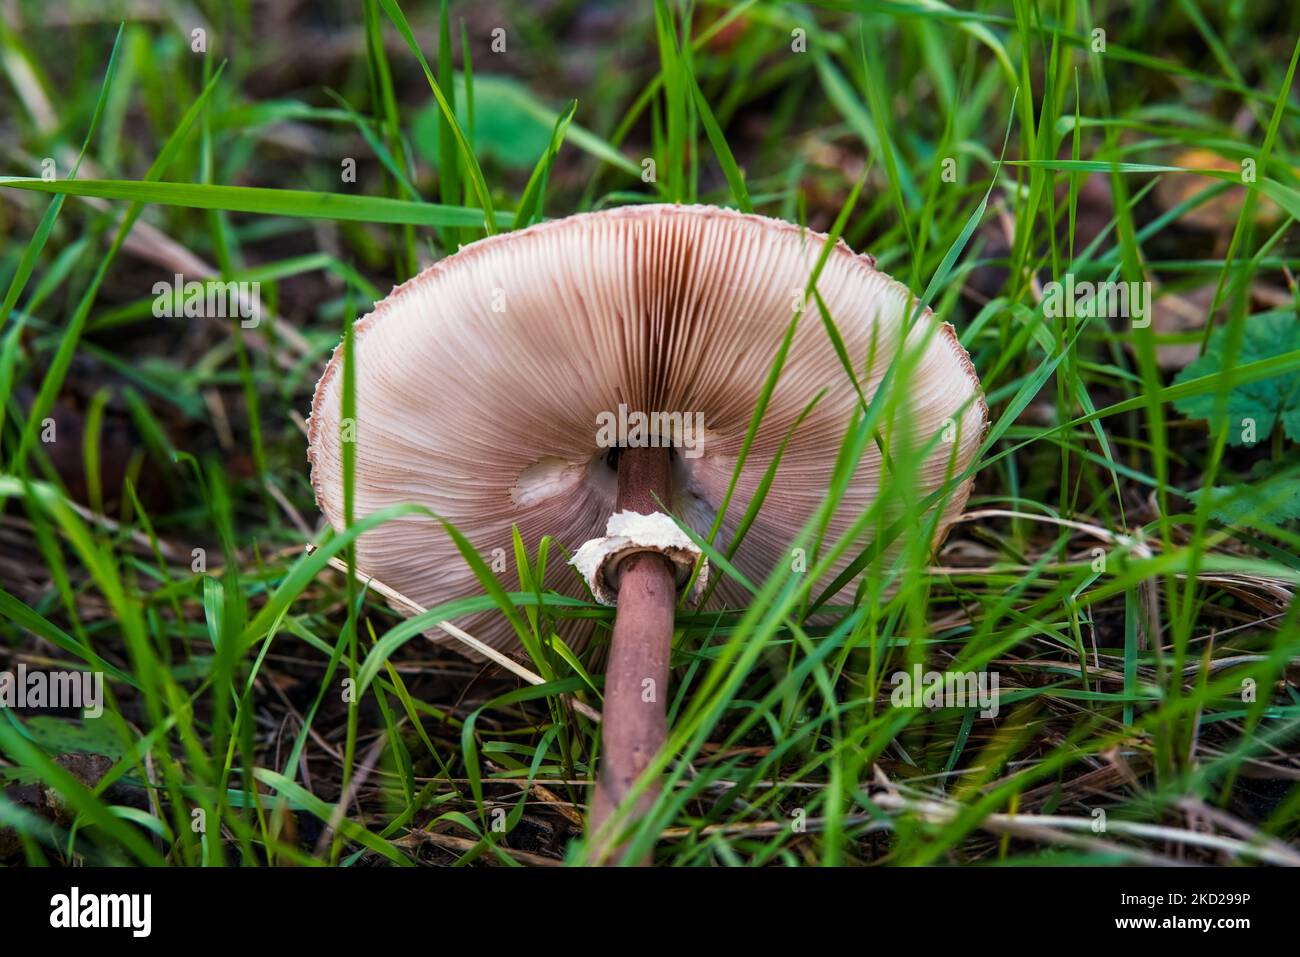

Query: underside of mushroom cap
<box><xmin>308</xmin><ymin>204</ymin><xmax>987</xmax><ymax>653</ymax></box>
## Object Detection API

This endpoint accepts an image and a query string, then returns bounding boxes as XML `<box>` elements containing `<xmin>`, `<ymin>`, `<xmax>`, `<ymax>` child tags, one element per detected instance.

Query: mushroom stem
<box><xmin>589</xmin><ymin>444</ymin><xmax>675</xmax><ymax>865</ymax></box>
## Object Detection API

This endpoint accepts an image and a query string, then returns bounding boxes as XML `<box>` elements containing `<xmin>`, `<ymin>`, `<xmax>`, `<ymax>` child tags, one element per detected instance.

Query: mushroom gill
<box><xmin>308</xmin><ymin>204</ymin><xmax>987</xmax><ymax>653</ymax></box>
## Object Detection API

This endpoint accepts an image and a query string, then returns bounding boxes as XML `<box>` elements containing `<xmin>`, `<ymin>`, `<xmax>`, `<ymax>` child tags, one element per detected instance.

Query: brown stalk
<box><xmin>588</xmin><ymin>445</ymin><xmax>675</xmax><ymax>865</ymax></box>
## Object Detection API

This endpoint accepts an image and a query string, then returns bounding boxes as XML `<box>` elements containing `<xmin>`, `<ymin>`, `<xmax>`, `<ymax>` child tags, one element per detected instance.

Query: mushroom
<box><xmin>307</xmin><ymin>204</ymin><xmax>987</xmax><ymax>863</ymax></box>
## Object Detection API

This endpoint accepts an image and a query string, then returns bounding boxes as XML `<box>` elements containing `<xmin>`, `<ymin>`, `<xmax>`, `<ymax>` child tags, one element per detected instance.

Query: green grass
<box><xmin>1</xmin><ymin>0</ymin><xmax>1299</xmax><ymax>867</ymax></box>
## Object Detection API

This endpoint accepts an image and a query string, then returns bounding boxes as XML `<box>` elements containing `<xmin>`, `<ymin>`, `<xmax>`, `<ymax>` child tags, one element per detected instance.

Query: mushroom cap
<box><xmin>308</xmin><ymin>204</ymin><xmax>987</xmax><ymax>652</ymax></box>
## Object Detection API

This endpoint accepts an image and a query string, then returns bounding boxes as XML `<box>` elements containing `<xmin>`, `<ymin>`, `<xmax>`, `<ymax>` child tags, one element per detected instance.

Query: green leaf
<box><xmin>686</xmin><ymin>65</ymin><xmax>751</xmax><ymax>213</ymax></box>
<box><xmin>1173</xmin><ymin>312</ymin><xmax>1300</xmax><ymax>445</ymax></box>
<box><xmin>13</xmin><ymin>716</ymin><xmax>127</xmax><ymax>761</ymax></box>
<box><xmin>0</xmin><ymin>177</ymin><xmax>503</xmax><ymax>229</ymax></box>
<box><xmin>414</xmin><ymin>74</ymin><xmax>554</xmax><ymax>169</ymax></box>
<box><xmin>514</xmin><ymin>100</ymin><xmax>576</xmax><ymax>228</ymax></box>
<box><xmin>1191</xmin><ymin>479</ymin><xmax>1300</xmax><ymax>527</ymax></box>
<box><xmin>377</xmin><ymin>0</ymin><xmax>496</xmax><ymax>232</ymax></box>
<box><xmin>1189</xmin><ymin>461</ymin><xmax>1300</xmax><ymax>527</ymax></box>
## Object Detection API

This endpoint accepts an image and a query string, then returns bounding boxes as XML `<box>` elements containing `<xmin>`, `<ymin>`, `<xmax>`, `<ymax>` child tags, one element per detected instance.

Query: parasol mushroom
<box><xmin>307</xmin><ymin>203</ymin><xmax>987</xmax><ymax>863</ymax></box>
